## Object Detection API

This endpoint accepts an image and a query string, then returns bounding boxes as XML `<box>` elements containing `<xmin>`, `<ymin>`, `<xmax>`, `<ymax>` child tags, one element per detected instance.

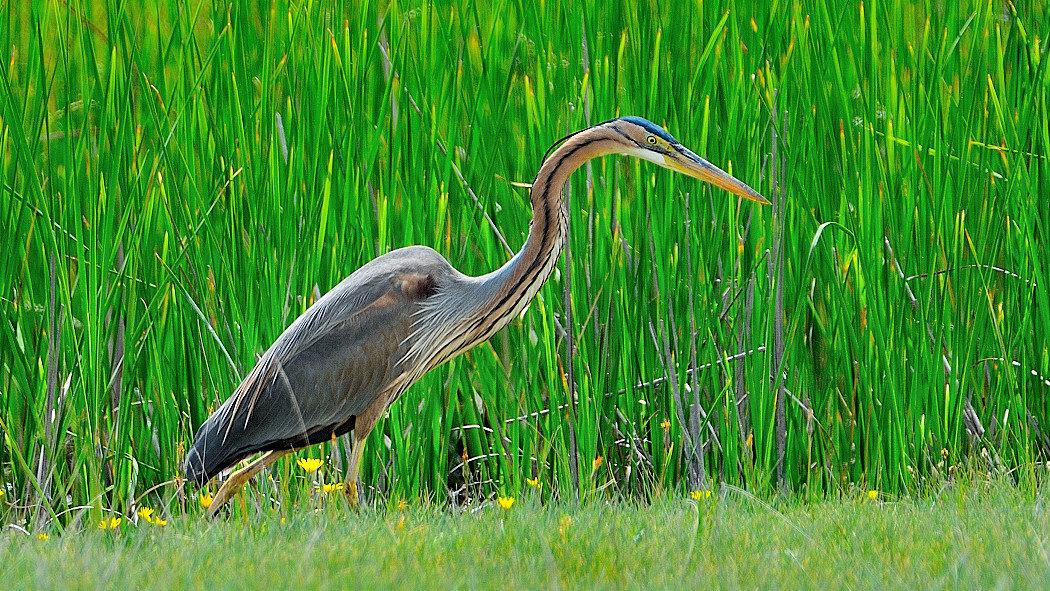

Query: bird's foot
<box><xmin>343</xmin><ymin>480</ymin><xmax>360</xmax><ymax>508</ymax></box>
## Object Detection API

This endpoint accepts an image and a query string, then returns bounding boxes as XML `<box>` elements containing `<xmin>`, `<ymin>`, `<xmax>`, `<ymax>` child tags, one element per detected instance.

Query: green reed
<box><xmin>1</xmin><ymin>0</ymin><xmax>1047</xmax><ymax>529</ymax></box>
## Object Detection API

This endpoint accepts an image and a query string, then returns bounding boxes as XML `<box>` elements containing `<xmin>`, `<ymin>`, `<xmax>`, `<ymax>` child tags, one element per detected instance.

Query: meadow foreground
<box><xmin>3</xmin><ymin>479</ymin><xmax>1047</xmax><ymax>590</ymax></box>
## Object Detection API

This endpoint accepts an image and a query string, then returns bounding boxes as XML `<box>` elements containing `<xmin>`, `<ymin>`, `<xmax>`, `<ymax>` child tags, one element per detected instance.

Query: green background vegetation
<box><xmin>1</xmin><ymin>0</ymin><xmax>1048</xmax><ymax>535</ymax></box>
<box><xmin>4</xmin><ymin>482</ymin><xmax>1050</xmax><ymax>589</ymax></box>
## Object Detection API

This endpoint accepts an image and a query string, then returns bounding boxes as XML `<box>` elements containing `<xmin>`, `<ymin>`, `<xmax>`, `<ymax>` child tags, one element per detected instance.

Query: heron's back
<box><xmin>184</xmin><ymin>246</ymin><xmax>460</xmax><ymax>486</ymax></box>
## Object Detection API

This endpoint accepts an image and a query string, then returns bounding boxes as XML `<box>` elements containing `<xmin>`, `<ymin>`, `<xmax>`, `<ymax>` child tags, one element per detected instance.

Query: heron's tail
<box><xmin>183</xmin><ymin>410</ymin><xmax>240</xmax><ymax>487</ymax></box>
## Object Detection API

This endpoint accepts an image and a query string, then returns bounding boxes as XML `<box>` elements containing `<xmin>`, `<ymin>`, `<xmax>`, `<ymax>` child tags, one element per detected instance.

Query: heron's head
<box><xmin>609</xmin><ymin>116</ymin><xmax>770</xmax><ymax>205</ymax></box>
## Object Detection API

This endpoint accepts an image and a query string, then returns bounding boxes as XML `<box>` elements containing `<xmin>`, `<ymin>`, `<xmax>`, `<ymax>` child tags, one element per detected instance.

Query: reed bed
<box><xmin>1</xmin><ymin>0</ymin><xmax>1047</xmax><ymax>530</ymax></box>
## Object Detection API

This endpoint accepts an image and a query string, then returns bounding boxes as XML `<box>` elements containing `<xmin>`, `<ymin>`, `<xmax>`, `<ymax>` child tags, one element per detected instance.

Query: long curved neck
<box><xmin>409</xmin><ymin>124</ymin><xmax>625</xmax><ymax>374</ymax></box>
<box><xmin>469</xmin><ymin>124</ymin><xmax>622</xmax><ymax>338</ymax></box>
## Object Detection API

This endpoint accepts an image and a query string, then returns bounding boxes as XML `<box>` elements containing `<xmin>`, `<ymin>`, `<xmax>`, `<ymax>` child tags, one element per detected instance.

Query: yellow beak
<box><xmin>665</xmin><ymin>147</ymin><xmax>770</xmax><ymax>205</ymax></box>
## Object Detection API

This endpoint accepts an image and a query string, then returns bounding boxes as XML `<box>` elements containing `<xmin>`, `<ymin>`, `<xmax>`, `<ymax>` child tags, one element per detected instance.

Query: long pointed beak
<box><xmin>666</xmin><ymin>147</ymin><xmax>770</xmax><ymax>205</ymax></box>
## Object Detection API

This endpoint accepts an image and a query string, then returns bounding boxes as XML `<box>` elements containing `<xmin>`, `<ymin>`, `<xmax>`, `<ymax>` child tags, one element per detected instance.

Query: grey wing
<box><xmin>184</xmin><ymin>251</ymin><xmax>446</xmax><ymax>486</ymax></box>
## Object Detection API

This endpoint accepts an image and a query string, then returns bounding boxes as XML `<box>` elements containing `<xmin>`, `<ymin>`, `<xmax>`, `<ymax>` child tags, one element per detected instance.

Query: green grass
<box><xmin>4</xmin><ymin>480</ymin><xmax>1049</xmax><ymax>589</ymax></box>
<box><xmin>1</xmin><ymin>0</ymin><xmax>1049</xmax><ymax>532</ymax></box>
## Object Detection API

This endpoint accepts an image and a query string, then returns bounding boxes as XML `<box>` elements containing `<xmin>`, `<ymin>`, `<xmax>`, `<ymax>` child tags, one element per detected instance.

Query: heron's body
<box><xmin>184</xmin><ymin>117</ymin><xmax>767</xmax><ymax>514</ymax></box>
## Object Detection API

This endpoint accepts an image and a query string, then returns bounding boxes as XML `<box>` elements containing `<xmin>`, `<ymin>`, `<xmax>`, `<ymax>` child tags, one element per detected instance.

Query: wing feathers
<box><xmin>184</xmin><ymin>249</ymin><xmax>449</xmax><ymax>486</ymax></box>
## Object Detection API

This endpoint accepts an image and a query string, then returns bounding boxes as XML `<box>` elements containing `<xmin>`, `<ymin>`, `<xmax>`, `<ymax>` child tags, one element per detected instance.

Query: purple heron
<box><xmin>183</xmin><ymin>116</ymin><xmax>767</xmax><ymax>515</ymax></box>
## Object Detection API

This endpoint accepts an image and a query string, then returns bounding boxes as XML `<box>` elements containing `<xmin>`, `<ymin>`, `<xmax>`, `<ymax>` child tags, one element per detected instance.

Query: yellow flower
<box><xmin>98</xmin><ymin>516</ymin><xmax>122</xmax><ymax>530</ymax></box>
<box><xmin>497</xmin><ymin>496</ymin><xmax>514</xmax><ymax>510</ymax></box>
<box><xmin>592</xmin><ymin>456</ymin><xmax>603</xmax><ymax>471</ymax></box>
<box><xmin>746</xmin><ymin>432</ymin><xmax>754</xmax><ymax>447</ymax></box>
<box><xmin>660</xmin><ymin>418</ymin><xmax>671</xmax><ymax>431</ymax></box>
<box><xmin>297</xmin><ymin>457</ymin><xmax>324</xmax><ymax>472</ymax></box>
<box><xmin>318</xmin><ymin>482</ymin><xmax>343</xmax><ymax>493</ymax></box>
<box><xmin>690</xmin><ymin>490</ymin><xmax>712</xmax><ymax>500</ymax></box>
<box><xmin>867</xmin><ymin>490</ymin><xmax>878</xmax><ymax>500</ymax></box>
<box><xmin>526</xmin><ymin>477</ymin><xmax>540</xmax><ymax>489</ymax></box>
<box><xmin>37</xmin><ymin>533</ymin><xmax>49</xmax><ymax>540</ymax></box>
<box><xmin>138</xmin><ymin>507</ymin><xmax>167</xmax><ymax>526</ymax></box>
<box><xmin>397</xmin><ymin>499</ymin><xmax>408</xmax><ymax>511</ymax></box>
<box><xmin>199</xmin><ymin>493</ymin><xmax>214</xmax><ymax>509</ymax></box>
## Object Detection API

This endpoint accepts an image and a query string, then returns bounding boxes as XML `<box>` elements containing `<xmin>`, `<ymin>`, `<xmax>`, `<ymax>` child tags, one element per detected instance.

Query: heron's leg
<box><xmin>209</xmin><ymin>449</ymin><xmax>291</xmax><ymax>517</ymax></box>
<box><xmin>343</xmin><ymin>391</ymin><xmax>393</xmax><ymax>507</ymax></box>
<box><xmin>344</xmin><ymin>436</ymin><xmax>367</xmax><ymax>507</ymax></box>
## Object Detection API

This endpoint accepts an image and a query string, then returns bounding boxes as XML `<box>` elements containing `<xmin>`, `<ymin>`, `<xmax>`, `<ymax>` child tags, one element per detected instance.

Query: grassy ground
<box><xmin>2</xmin><ymin>0</ymin><xmax>1049</xmax><ymax>533</ymax></box>
<box><xmin>3</xmin><ymin>480</ymin><xmax>1048</xmax><ymax>589</ymax></box>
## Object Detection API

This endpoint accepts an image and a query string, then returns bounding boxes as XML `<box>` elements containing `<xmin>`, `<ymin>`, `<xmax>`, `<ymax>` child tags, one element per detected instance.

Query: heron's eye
<box><xmin>646</xmin><ymin>136</ymin><xmax>658</xmax><ymax>145</ymax></box>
